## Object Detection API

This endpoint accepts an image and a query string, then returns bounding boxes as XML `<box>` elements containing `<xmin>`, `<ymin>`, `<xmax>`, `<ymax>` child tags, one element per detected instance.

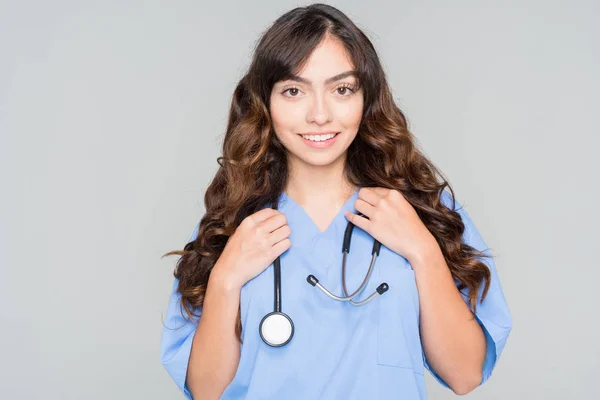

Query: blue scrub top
<box><xmin>160</xmin><ymin>189</ymin><xmax>512</xmax><ymax>399</ymax></box>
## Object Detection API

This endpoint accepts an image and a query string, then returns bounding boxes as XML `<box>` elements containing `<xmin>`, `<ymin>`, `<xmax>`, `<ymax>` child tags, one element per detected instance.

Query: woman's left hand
<box><xmin>344</xmin><ymin>187</ymin><xmax>438</xmax><ymax>265</ymax></box>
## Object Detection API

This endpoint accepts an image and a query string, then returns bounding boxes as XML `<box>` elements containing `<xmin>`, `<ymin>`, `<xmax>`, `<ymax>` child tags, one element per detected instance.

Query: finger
<box><xmin>250</xmin><ymin>207</ymin><xmax>280</xmax><ymax>224</ymax></box>
<box><xmin>272</xmin><ymin>237</ymin><xmax>292</xmax><ymax>257</ymax></box>
<box><xmin>345</xmin><ymin>211</ymin><xmax>371</xmax><ymax>233</ymax></box>
<box><xmin>260</xmin><ymin>212</ymin><xmax>288</xmax><ymax>233</ymax></box>
<box><xmin>267</xmin><ymin>224</ymin><xmax>292</xmax><ymax>246</ymax></box>
<box><xmin>358</xmin><ymin>187</ymin><xmax>383</xmax><ymax>207</ymax></box>
<box><xmin>372</xmin><ymin>187</ymin><xmax>390</xmax><ymax>197</ymax></box>
<box><xmin>354</xmin><ymin>198</ymin><xmax>376</xmax><ymax>218</ymax></box>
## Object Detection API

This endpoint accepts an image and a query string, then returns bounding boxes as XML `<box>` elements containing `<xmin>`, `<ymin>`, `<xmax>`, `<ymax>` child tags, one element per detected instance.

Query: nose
<box><xmin>306</xmin><ymin>91</ymin><xmax>332</xmax><ymax>125</ymax></box>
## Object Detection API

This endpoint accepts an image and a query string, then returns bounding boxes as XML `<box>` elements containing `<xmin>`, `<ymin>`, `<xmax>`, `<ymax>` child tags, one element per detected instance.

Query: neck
<box><xmin>284</xmin><ymin>155</ymin><xmax>357</xmax><ymax>209</ymax></box>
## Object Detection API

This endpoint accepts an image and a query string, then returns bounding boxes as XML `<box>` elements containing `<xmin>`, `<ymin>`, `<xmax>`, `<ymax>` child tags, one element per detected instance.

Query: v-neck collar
<box><xmin>278</xmin><ymin>187</ymin><xmax>360</xmax><ymax>247</ymax></box>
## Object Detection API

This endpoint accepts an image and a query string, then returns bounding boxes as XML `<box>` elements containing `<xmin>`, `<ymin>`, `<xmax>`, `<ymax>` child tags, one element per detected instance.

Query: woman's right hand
<box><xmin>213</xmin><ymin>208</ymin><xmax>292</xmax><ymax>290</ymax></box>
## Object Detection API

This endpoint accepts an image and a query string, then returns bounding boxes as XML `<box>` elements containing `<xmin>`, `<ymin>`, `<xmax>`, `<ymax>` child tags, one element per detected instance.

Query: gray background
<box><xmin>1</xmin><ymin>0</ymin><xmax>598</xmax><ymax>399</ymax></box>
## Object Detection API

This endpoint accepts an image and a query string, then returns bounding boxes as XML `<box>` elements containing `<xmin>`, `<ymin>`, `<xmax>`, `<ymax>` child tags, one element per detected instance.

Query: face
<box><xmin>269</xmin><ymin>35</ymin><xmax>364</xmax><ymax>170</ymax></box>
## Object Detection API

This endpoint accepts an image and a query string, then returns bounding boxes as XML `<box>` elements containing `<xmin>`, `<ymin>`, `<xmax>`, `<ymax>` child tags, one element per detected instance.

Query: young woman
<box><xmin>160</xmin><ymin>4</ymin><xmax>512</xmax><ymax>399</ymax></box>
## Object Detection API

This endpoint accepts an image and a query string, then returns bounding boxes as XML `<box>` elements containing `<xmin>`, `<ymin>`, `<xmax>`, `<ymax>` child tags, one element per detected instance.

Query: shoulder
<box><xmin>440</xmin><ymin>189</ymin><xmax>463</xmax><ymax>211</ymax></box>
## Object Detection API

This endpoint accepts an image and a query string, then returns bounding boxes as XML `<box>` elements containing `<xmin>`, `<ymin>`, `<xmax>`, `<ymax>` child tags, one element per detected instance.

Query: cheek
<box><xmin>270</xmin><ymin>97</ymin><xmax>300</xmax><ymax>133</ymax></box>
<box><xmin>269</xmin><ymin>96</ymin><xmax>282</xmax><ymax>128</ymax></box>
<box><xmin>338</xmin><ymin>99</ymin><xmax>363</xmax><ymax>128</ymax></box>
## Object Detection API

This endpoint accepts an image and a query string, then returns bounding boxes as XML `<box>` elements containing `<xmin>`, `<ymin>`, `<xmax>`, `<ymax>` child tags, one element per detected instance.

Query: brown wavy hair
<box><xmin>162</xmin><ymin>3</ymin><xmax>492</xmax><ymax>344</ymax></box>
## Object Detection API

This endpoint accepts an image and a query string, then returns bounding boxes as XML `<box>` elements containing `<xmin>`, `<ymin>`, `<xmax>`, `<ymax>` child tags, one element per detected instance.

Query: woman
<box><xmin>160</xmin><ymin>3</ymin><xmax>512</xmax><ymax>399</ymax></box>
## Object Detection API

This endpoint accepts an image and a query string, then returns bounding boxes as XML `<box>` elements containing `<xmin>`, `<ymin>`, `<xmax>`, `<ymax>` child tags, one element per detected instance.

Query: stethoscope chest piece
<box><xmin>259</xmin><ymin>311</ymin><xmax>294</xmax><ymax>347</ymax></box>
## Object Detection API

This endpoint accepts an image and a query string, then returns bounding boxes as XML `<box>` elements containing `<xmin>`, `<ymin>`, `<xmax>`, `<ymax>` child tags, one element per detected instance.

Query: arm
<box><xmin>160</xmin><ymin>221</ymin><xmax>244</xmax><ymax>400</ymax></box>
<box><xmin>412</xmin><ymin>192</ymin><xmax>512</xmax><ymax>395</ymax></box>
<box><xmin>160</xmin><ymin>261</ymin><xmax>243</xmax><ymax>400</ymax></box>
<box><xmin>411</xmin><ymin>248</ymin><xmax>486</xmax><ymax>395</ymax></box>
<box><xmin>161</xmin><ymin>208</ymin><xmax>290</xmax><ymax>398</ymax></box>
<box><xmin>185</xmin><ymin>267</ymin><xmax>244</xmax><ymax>399</ymax></box>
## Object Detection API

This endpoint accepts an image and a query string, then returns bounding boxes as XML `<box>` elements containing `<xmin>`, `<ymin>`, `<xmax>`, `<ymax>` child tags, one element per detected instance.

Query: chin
<box><xmin>298</xmin><ymin>152</ymin><xmax>346</xmax><ymax>167</ymax></box>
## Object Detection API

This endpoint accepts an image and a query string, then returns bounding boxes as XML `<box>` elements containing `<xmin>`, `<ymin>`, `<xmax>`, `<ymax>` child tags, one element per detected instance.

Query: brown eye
<box><xmin>282</xmin><ymin>87</ymin><xmax>301</xmax><ymax>97</ymax></box>
<box><xmin>336</xmin><ymin>84</ymin><xmax>355</xmax><ymax>96</ymax></box>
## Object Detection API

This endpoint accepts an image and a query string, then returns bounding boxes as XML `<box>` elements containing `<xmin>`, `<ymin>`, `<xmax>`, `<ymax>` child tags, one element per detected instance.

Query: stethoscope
<box><xmin>259</xmin><ymin>196</ymin><xmax>390</xmax><ymax>347</ymax></box>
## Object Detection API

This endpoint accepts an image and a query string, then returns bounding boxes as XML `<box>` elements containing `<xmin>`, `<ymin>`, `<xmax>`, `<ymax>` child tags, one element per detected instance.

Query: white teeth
<box><xmin>301</xmin><ymin>133</ymin><xmax>337</xmax><ymax>141</ymax></box>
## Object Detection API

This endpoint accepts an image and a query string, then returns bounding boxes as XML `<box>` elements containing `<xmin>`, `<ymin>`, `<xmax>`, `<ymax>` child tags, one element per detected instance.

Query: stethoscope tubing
<box><xmin>306</xmin><ymin>212</ymin><xmax>389</xmax><ymax>305</ymax></box>
<box><xmin>307</xmin><ymin>253</ymin><xmax>388</xmax><ymax>305</ymax></box>
<box><xmin>260</xmin><ymin>196</ymin><xmax>389</xmax><ymax>347</ymax></box>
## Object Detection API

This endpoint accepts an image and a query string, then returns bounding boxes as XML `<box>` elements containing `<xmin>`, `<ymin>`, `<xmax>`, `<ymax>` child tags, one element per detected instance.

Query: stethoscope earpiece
<box><xmin>376</xmin><ymin>282</ymin><xmax>389</xmax><ymax>294</ymax></box>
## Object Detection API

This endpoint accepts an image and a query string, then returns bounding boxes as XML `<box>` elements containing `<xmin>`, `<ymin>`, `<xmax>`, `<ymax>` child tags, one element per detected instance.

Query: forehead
<box><xmin>280</xmin><ymin>37</ymin><xmax>356</xmax><ymax>85</ymax></box>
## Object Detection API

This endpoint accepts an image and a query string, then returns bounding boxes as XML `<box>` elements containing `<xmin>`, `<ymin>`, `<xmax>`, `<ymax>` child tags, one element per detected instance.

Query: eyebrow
<box><xmin>283</xmin><ymin>70</ymin><xmax>358</xmax><ymax>86</ymax></box>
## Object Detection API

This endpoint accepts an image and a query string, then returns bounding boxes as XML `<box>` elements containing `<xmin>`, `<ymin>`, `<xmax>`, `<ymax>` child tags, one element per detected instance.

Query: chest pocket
<box><xmin>376</xmin><ymin>249</ymin><xmax>424</xmax><ymax>375</ymax></box>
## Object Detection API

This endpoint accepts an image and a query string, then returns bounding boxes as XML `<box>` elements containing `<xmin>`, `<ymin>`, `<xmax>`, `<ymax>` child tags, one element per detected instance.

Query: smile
<box><xmin>298</xmin><ymin>132</ymin><xmax>340</xmax><ymax>148</ymax></box>
<box><xmin>300</xmin><ymin>132</ymin><xmax>338</xmax><ymax>141</ymax></box>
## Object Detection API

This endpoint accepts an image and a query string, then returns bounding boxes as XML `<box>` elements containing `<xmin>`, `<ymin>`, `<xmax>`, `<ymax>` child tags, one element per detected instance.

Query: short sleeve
<box><xmin>422</xmin><ymin>191</ymin><xmax>513</xmax><ymax>389</ymax></box>
<box><xmin>160</xmin><ymin>220</ymin><xmax>202</xmax><ymax>400</ymax></box>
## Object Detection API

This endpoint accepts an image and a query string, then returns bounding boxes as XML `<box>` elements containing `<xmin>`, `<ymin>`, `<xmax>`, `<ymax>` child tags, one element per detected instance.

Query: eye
<box><xmin>281</xmin><ymin>86</ymin><xmax>302</xmax><ymax>98</ymax></box>
<box><xmin>335</xmin><ymin>83</ymin><xmax>357</xmax><ymax>97</ymax></box>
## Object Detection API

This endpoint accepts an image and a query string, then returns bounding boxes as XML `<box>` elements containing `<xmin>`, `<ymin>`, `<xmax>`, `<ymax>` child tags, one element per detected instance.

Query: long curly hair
<box><xmin>163</xmin><ymin>3</ymin><xmax>492</xmax><ymax>344</ymax></box>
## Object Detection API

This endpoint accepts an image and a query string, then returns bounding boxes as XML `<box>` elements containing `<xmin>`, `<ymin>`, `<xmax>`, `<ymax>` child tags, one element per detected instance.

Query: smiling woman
<box><xmin>270</xmin><ymin>43</ymin><xmax>364</xmax><ymax>166</ymax></box>
<box><xmin>160</xmin><ymin>3</ymin><xmax>512</xmax><ymax>400</ymax></box>
<box><xmin>270</xmin><ymin>39</ymin><xmax>364</xmax><ymax>162</ymax></box>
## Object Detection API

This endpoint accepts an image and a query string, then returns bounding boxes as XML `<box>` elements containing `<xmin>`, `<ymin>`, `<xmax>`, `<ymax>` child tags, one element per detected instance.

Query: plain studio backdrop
<box><xmin>1</xmin><ymin>0</ymin><xmax>598</xmax><ymax>399</ymax></box>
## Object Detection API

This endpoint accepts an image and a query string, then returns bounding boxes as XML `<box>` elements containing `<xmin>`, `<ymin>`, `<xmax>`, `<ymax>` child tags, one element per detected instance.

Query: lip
<box><xmin>298</xmin><ymin>131</ymin><xmax>340</xmax><ymax>149</ymax></box>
